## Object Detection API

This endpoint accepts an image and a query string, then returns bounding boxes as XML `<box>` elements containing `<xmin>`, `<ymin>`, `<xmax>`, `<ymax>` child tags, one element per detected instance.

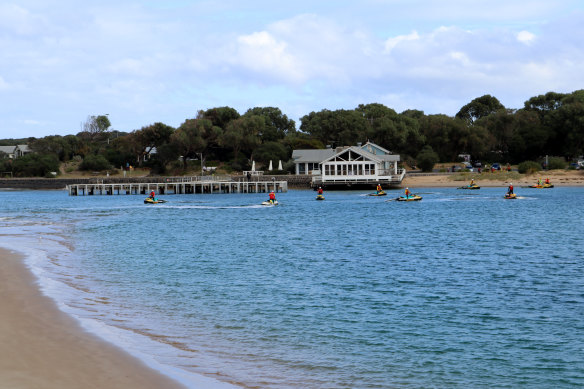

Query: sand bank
<box><xmin>402</xmin><ymin>170</ymin><xmax>584</xmax><ymax>188</ymax></box>
<box><xmin>0</xmin><ymin>247</ymin><xmax>185</xmax><ymax>389</ymax></box>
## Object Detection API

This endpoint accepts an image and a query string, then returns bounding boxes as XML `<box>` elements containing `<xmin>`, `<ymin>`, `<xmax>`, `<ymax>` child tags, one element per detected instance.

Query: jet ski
<box><xmin>144</xmin><ymin>198</ymin><xmax>167</xmax><ymax>204</ymax></box>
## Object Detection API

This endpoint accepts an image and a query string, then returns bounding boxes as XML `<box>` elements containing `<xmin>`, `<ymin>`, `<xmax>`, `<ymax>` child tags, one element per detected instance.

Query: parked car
<box><xmin>462</xmin><ymin>162</ymin><xmax>474</xmax><ymax>172</ymax></box>
<box><xmin>491</xmin><ymin>163</ymin><xmax>501</xmax><ymax>170</ymax></box>
<box><xmin>473</xmin><ymin>161</ymin><xmax>482</xmax><ymax>168</ymax></box>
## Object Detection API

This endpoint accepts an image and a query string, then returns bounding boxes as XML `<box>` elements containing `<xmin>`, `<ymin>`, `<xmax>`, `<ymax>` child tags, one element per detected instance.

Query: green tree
<box><xmin>416</xmin><ymin>145</ymin><xmax>439</xmax><ymax>172</ymax></box>
<box><xmin>456</xmin><ymin>95</ymin><xmax>505</xmax><ymax>124</ymax></box>
<box><xmin>419</xmin><ymin>115</ymin><xmax>469</xmax><ymax>161</ymax></box>
<box><xmin>220</xmin><ymin>116</ymin><xmax>263</xmax><ymax>168</ymax></box>
<box><xmin>171</xmin><ymin>119</ymin><xmax>209</xmax><ymax>169</ymax></box>
<box><xmin>252</xmin><ymin>142</ymin><xmax>290</xmax><ymax>165</ymax></box>
<box><xmin>356</xmin><ymin>103</ymin><xmax>425</xmax><ymax>156</ymax></box>
<box><xmin>11</xmin><ymin>153</ymin><xmax>60</xmax><ymax>177</ymax></box>
<box><xmin>125</xmin><ymin>122</ymin><xmax>174</xmax><ymax>165</ymax></box>
<box><xmin>244</xmin><ymin>107</ymin><xmax>296</xmax><ymax>142</ymax></box>
<box><xmin>79</xmin><ymin>154</ymin><xmax>112</xmax><ymax>171</ymax></box>
<box><xmin>80</xmin><ymin>115</ymin><xmax>111</xmax><ymax>141</ymax></box>
<box><xmin>200</xmin><ymin>107</ymin><xmax>240</xmax><ymax>130</ymax></box>
<box><xmin>300</xmin><ymin>109</ymin><xmax>368</xmax><ymax>146</ymax></box>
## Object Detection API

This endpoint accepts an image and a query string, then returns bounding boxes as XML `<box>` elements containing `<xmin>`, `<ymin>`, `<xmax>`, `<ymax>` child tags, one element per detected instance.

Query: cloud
<box><xmin>234</xmin><ymin>31</ymin><xmax>303</xmax><ymax>82</ymax></box>
<box><xmin>1</xmin><ymin>1</ymin><xmax>584</xmax><ymax>139</ymax></box>
<box><xmin>517</xmin><ymin>30</ymin><xmax>536</xmax><ymax>45</ymax></box>
<box><xmin>384</xmin><ymin>31</ymin><xmax>420</xmax><ymax>53</ymax></box>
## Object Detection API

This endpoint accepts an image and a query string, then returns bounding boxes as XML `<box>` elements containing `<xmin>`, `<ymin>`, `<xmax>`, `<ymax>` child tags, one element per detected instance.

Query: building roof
<box><xmin>293</xmin><ymin>142</ymin><xmax>399</xmax><ymax>164</ymax></box>
<box><xmin>0</xmin><ymin>146</ymin><xmax>16</xmax><ymax>154</ymax></box>
<box><xmin>17</xmin><ymin>145</ymin><xmax>30</xmax><ymax>153</ymax></box>
<box><xmin>292</xmin><ymin>149</ymin><xmax>336</xmax><ymax>163</ymax></box>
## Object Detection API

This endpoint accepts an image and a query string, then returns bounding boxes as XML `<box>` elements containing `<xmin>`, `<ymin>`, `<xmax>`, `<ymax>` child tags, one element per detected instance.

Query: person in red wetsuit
<box><xmin>507</xmin><ymin>183</ymin><xmax>514</xmax><ymax>195</ymax></box>
<box><xmin>268</xmin><ymin>191</ymin><xmax>276</xmax><ymax>203</ymax></box>
<box><xmin>149</xmin><ymin>190</ymin><xmax>156</xmax><ymax>199</ymax></box>
<box><xmin>317</xmin><ymin>187</ymin><xmax>323</xmax><ymax>195</ymax></box>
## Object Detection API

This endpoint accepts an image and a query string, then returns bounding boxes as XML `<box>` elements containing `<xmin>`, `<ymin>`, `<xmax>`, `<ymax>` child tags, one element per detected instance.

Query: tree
<box><xmin>80</xmin><ymin>115</ymin><xmax>111</xmax><ymax>141</ymax></box>
<box><xmin>200</xmin><ymin>107</ymin><xmax>240</xmax><ymax>130</ymax></box>
<box><xmin>79</xmin><ymin>154</ymin><xmax>112</xmax><ymax>171</ymax></box>
<box><xmin>456</xmin><ymin>95</ymin><xmax>505</xmax><ymax>124</ymax></box>
<box><xmin>171</xmin><ymin>119</ymin><xmax>209</xmax><ymax>169</ymax></box>
<box><xmin>252</xmin><ymin>142</ymin><xmax>290</xmax><ymax>165</ymax></box>
<box><xmin>244</xmin><ymin>107</ymin><xmax>296</xmax><ymax>142</ymax></box>
<box><xmin>300</xmin><ymin>109</ymin><xmax>368</xmax><ymax>146</ymax></box>
<box><xmin>419</xmin><ymin>115</ymin><xmax>469</xmax><ymax>161</ymax></box>
<box><xmin>125</xmin><ymin>122</ymin><xmax>174</xmax><ymax>165</ymax></box>
<box><xmin>416</xmin><ymin>145</ymin><xmax>439</xmax><ymax>172</ymax></box>
<box><xmin>11</xmin><ymin>153</ymin><xmax>60</xmax><ymax>177</ymax></box>
<box><xmin>220</xmin><ymin>116</ymin><xmax>263</xmax><ymax>167</ymax></box>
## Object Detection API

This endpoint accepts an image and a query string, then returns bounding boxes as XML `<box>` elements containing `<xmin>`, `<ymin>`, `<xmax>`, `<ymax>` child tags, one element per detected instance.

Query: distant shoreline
<box><xmin>1</xmin><ymin>170</ymin><xmax>583</xmax><ymax>190</ymax></box>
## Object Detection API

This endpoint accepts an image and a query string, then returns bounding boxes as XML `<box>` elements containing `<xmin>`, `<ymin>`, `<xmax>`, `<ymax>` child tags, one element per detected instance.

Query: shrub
<box><xmin>416</xmin><ymin>146</ymin><xmax>439</xmax><ymax>172</ymax></box>
<box><xmin>546</xmin><ymin>156</ymin><xmax>566</xmax><ymax>170</ymax></box>
<box><xmin>517</xmin><ymin>161</ymin><xmax>541</xmax><ymax>174</ymax></box>
<box><xmin>11</xmin><ymin>154</ymin><xmax>60</xmax><ymax>177</ymax></box>
<box><xmin>79</xmin><ymin>154</ymin><xmax>112</xmax><ymax>171</ymax></box>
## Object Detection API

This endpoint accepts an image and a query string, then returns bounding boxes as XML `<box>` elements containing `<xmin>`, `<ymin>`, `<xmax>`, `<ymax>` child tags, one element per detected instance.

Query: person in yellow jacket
<box><xmin>405</xmin><ymin>187</ymin><xmax>411</xmax><ymax>198</ymax></box>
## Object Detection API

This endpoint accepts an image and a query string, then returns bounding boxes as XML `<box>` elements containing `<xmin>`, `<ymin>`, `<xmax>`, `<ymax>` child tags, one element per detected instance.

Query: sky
<box><xmin>1</xmin><ymin>0</ymin><xmax>583</xmax><ymax>139</ymax></box>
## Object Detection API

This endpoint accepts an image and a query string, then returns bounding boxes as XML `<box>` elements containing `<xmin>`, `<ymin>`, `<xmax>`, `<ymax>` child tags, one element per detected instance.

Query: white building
<box><xmin>292</xmin><ymin>142</ymin><xmax>405</xmax><ymax>188</ymax></box>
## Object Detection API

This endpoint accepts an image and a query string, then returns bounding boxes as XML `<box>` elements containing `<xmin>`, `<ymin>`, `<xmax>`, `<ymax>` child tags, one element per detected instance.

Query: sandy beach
<box><xmin>0</xmin><ymin>247</ymin><xmax>185</xmax><ymax>389</ymax></box>
<box><xmin>402</xmin><ymin>169</ymin><xmax>584</xmax><ymax>188</ymax></box>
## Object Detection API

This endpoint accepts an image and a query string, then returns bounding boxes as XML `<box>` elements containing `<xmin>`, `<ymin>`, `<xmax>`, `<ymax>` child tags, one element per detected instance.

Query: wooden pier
<box><xmin>67</xmin><ymin>176</ymin><xmax>288</xmax><ymax>196</ymax></box>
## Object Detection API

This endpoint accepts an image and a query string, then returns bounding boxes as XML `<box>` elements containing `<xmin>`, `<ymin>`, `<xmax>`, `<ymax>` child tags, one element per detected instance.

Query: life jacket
<box><xmin>269</xmin><ymin>192</ymin><xmax>275</xmax><ymax>200</ymax></box>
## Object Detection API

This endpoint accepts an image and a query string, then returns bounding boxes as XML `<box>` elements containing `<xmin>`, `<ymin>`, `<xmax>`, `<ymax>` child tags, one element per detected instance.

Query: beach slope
<box><xmin>0</xmin><ymin>248</ymin><xmax>185</xmax><ymax>389</ymax></box>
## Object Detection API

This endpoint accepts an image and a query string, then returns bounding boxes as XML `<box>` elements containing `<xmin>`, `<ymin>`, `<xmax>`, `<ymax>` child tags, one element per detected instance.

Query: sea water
<box><xmin>0</xmin><ymin>187</ymin><xmax>583</xmax><ymax>388</ymax></box>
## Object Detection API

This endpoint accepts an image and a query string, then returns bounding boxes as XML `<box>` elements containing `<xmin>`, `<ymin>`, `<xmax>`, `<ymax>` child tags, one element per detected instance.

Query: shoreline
<box><xmin>402</xmin><ymin>170</ymin><xmax>584</xmax><ymax>188</ymax></box>
<box><xmin>0</xmin><ymin>246</ymin><xmax>187</xmax><ymax>389</ymax></box>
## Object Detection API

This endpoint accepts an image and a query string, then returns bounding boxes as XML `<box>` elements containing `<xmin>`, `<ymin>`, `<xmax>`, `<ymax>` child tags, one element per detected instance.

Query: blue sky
<box><xmin>1</xmin><ymin>0</ymin><xmax>583</xmax><ymax>138</ymax></box>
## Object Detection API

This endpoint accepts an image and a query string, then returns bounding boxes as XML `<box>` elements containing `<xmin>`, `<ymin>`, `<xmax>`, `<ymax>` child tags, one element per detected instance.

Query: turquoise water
<box><xmin>1</xmin><ymin>187</ymin><xmax>584</xmax><ymax>388</ymax></box>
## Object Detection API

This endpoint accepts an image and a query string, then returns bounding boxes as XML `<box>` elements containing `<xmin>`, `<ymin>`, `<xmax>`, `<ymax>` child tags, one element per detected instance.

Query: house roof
<box><xmin>17</xmin><ymin>145</ymin><xmax>30</xmax><ymax>152</ymax></box>
<box><xmin>0</xmin><ymin>146</ymin><xmax>16</xmax><ymax>154</ymax></box>
<box><xmin>292</xmin><ymin>142</ymin><xmax>399</xmax><ymax>164</ymax></box>
<box><xmin>292</xmin><ymin>149</ymin><xmax>336</xmax><ymax>163</ymax></box>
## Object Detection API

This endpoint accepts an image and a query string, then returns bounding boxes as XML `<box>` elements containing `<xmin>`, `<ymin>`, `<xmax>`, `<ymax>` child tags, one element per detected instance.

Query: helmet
<box><xmin>510</xmin><ymin>183</ymin><xmax>513</xmax><ymax>185</ymax></box>
<box><xmin>406</xmin><ymin>187</ymin><xmax>409</xmax><ymax>189</ymax></box>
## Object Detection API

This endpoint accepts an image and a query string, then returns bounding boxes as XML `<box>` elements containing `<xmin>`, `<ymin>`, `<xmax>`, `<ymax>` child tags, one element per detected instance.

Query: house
<box><xmin>292</xmin><ymin>142</ymin><xmax>405</xmax><ymax>189</ymax></box>
<box><xmin>291</xmin><ymin>148</ymin><xmax>336</xmax><ymax>175</ymax></box>
<box><xmin>0</xmin><ymin>145</ymin><xmax>31</xmax><ymax>159</ymax></box>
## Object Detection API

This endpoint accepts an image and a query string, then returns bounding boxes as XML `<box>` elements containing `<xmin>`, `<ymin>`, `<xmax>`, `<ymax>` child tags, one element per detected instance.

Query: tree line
<box><xmin>1</xmin><ymin>89</ymin><xmax>583</xmax><ymax>177</ymax></box>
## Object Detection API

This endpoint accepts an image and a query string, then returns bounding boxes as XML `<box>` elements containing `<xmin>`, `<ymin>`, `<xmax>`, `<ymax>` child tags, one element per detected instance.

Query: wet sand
<box><xmin>0</xmin><ymin>247</ymin><xmax>186</xmax><ymax>389</ymax></box>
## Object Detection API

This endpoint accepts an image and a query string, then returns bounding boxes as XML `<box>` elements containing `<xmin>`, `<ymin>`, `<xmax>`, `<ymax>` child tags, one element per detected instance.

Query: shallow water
<box><xmin>1</xmin><ymin>187</ymin><xmax>583</xmax><ymax>388</ymax></box>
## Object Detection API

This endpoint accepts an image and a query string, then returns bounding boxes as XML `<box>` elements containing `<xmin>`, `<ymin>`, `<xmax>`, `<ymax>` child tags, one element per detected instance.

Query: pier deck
<box><xmin>67</xmin><ymin>177</ymin><xmax>288</xmax><ymax>196</ymax></box>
